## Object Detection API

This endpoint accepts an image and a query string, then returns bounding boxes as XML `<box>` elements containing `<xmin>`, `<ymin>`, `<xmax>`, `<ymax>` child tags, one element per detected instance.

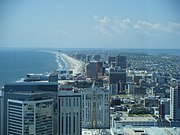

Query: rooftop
<box><xmin>5</xmin><ymin>81</ymin><xmax>58</xmax><ymax>86</ymax></box>
<box><xmin>111</xmin><ymin>127</ymin><xmax>180</xmax><ymax>135</ymax></box>
<box><xmin>12</xmin><ymin>91</ymin><xmax>53</xmax><ymax>95</ymax></box>
<box><xmin>114</xmin><ymin>116</ymin><xmax>157</xmax><ymax>122</ymax></box>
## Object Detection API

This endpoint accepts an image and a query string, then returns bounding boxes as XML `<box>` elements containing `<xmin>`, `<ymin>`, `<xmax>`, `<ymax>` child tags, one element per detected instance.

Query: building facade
<box><xmin>112</xmin><ymin>116</ymin><xmax>157</xmax><ymax>128</ymax></box>
<box><xmin>115</xmin><ymin>55</ymin><xmax>127</xmax><ymax>69</ymax></box>
<box><xmin>109</xmin><ymin>68</ymin><xmax>126</xmax><ymax>94</ymax></box>
<box><xmin>86</xmin><ymin>61</ymin><xmax>103</xmax><ymax>80</ymax></box>
<box><xmin>2</xmin><ymin>82</ymin><xmax>58</xmax><ymax>135</ymax></box>
<box><xmin>7</xmin><ymin>98</ymin><xmax>54</xmax><ymax>135</ymax></box>
<box><xmin>159</xmin><ymin>98</ymin><xmax>170</xmax><ymax>119</ymax></box>
<box><xmin>169</xmin><ymin>86</ymin><xmax>180</xmax><ymax>126</ymax></box>
<box><xmin>58</xmin><ymin>90</ymin><xmax>82</xmax><ymax>135</ymax></box>
<box><xmin>108</xmin><ymin>55</ymin><xmax>116</xmax><ymax>66</ymax></box>
<box><xmin>81</xmin><ymin>87</ymin><xmax>110</xmax><ymax>129</ymax></box>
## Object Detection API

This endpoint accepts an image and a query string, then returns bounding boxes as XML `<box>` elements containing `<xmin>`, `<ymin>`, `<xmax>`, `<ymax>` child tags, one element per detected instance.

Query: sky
<box><xmin>0</xmin><ymin>0</ymin><xmax>180</xmax><ymax>49</ymax></box>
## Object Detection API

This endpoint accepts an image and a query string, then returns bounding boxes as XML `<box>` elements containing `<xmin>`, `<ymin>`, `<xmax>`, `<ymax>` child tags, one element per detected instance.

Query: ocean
<box><xmin>0</xmin><ymin>48</ymin><xmax>61</xmax><ymax>87</ymax></box>
<box><xmin>0</xmin><ymin>48</ymin><xmax>180</xmax><ymax>88</ymax></box>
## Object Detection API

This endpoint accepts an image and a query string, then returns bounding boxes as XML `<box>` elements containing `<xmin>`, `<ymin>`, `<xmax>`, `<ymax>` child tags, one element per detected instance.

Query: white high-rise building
<box><xmin>58</xmin><ymin>90</ymin><xmax>82</xmax><ymax>135</ymax></box>
<box><xmin>7</xmin><ymin>97</ymin><xmax>54</xmax><ymax>135</ymax></box>
<box><xmin>170</xmin><ymin>86</ymin><xmax>180</xmax><ymax>127</ymax></box>
<box><xmin>81</xmin><ymin>87</ymin><xmax>110</xmax><ymax>129</ymax></box>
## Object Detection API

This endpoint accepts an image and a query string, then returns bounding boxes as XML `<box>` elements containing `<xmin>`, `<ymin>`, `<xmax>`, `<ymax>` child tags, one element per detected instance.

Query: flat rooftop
<box><xmin>82</xmin><ymin>129</ymin><xmax>110</xmax><ymax>135</ymax></box>
<box><xmin>115</xmin><ymin>116</ymin><xmax>157</xmax><ymax>122</ymax></box>
<box><xmin>111</xmin><ymin>127</ymin><xmax>180</xmax><ymax>135</ymax></box>
<box><xmin>5</xmin><ymin>81</ymin><xmax>58</xmax><ymax>85</ymax></box>
<box><xmin>11</xmin><ymin>91</ymin><xmax>54</xmax><ymax>95</ymax></box>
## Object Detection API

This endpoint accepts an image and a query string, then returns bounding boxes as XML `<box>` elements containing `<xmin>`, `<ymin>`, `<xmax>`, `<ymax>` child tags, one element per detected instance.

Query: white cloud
<box><xmin>134</xmin><ymin>21</ymin><xmax>171</xmax><ymax>33</ymax></box>
<box><xmin>168</xmin><ymin>22</ymin><xmax>180</xmax><ymax>31</ymax></box>
<box><xmin>92</xmin><ymin>26</ymin><xmax>112</xmax><ymax>37</ymax></box>
<box><xmin>92</xmin><ymin>16</ymin><xmax>180</xmax><ymax>37</ymax></box>
<box><xmin>93</xmin><ymin>16</ymin><xmax>133</xmax><ymax>37</ymax></box>
<box><xmin>98</xmin><ymin>17</ymin><xmax>110</xmax><ymax>25</ymax></box>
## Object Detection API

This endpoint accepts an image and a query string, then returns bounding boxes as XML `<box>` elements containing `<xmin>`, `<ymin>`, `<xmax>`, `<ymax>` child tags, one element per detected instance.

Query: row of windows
<box><xmin>9</xmin><ymin>102</ymin><xmax>22</xmax><ymax>107</ymax></box>
<box><xmin>60</xmin><ymin>97</ymin><xmax>80</xmax><ymax>107</ymax></box>
<box><xmin>61</xmin><ymin>113</ymin><xmax>80</xmax><ymax>134</ymax></box>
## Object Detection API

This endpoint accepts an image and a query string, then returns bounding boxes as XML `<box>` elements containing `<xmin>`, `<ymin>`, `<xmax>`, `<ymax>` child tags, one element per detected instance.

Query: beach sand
<box><xmin>59</xmin><ymin>53</ymin><xmax>85</xmax><ymax>75</ymax></box>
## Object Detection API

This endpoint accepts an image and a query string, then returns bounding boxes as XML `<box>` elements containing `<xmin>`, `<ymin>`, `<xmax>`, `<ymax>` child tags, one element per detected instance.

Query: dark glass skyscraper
<box><xmin>115</xmin><ymin>54</ymin><xmax>127</xmax><ymax>69</ymax></box>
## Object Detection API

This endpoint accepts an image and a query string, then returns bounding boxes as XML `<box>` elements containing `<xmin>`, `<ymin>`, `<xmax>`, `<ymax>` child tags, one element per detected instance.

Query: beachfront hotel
<box><xmin>80</xmin><ymin>86</ymin><xmax>110</xmax><ymax>129</ymax></box>
<box><xmin>7</xmin><ymin>97</ymin><xmax>54</xmax><ymax>135</ymax></box>
<box><xmin>58</xmin><ymin>90</ymin><xmax>82</xmax><ymax>135</ymax></box>
<box><xmin>109</xmin><ymin>68</ymin><xmax>126</xmax><ymax>94</ymax></box>
<box><xmin>86</xmin><ymin>61</ymin><xmax>103</xmax><ymax>80</ymax></box>
<box><xmin>4</xmin><ymin>91</ymin><xmax>55</xmax><ymax>135</ymax></box>
<box><xmin>167</xmin><ymin>85</ymin><xmax>180</xmax><ymax>127</ymax></box>
<box><xmin>1</xmin><ymin>82</ymin><xmax>58</xmax><ymax>135</ymax></box>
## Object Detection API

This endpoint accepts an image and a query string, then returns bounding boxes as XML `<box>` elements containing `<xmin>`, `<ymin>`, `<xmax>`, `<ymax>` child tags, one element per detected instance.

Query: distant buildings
<box><xmin>109</xmin><ymin>68</ymin><xmax>126</xmax><ymax>94</ymax></box>
<box><xmin>115</xmin><ymin>54</ymin><xmax>127</xmax><ymax>69</ymax></box>
<box><xmin>127</xmin><ymin>83</ymin><xmax>135</xmax><ymax>94</ymax></box>
<box><xmin>92</xmin><ymin>54</ymin><xmax>101</xmax><ymax>61</ymax></box>
<box><xmin>134</xmin><ymin>86</ymin><xmax>147</xmax><ymax>96</ymax></box>
<box><xmin>49</xmin><ymin>72</ymin><xmax>59</xmax><ymax>82</ymax></box>
<box><xmin>86</xmin><ymin>61</ymin><xmax>103</xmax><ymax>80</ymax></box>
<box><xmin>108</xmin><ymin>55</ymin><xmax>116</xmax><ymax>67</ymax></box>
<box><xmin>144</xmin><ymin>96</ymin><xmax>159</xmax><ymax>107</ymax></box>
<box><xmin>86</xmin><ymin>55</ymin><xmax>91</xmax><ymax>63</ymax></box>
<box><xmin>108</xmin><ymin>54</ymin><xmax>127</xmax><ymax>69</ymax></box>
<box><xmin>2</xmin><ymin>49</ymin><xmax>180</xmax><ymax>134</ymax></box>
<box><xmin>133</xmin><ymin>74</ymin><xmax>143</xmax><ymax>85</ymax></box>
<box><xmin>159</xmin><ymin>98</ymin><xmax>170</xmax><ymax>119</ymax></box>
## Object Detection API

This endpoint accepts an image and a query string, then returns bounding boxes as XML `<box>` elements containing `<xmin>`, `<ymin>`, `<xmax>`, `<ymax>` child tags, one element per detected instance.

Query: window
<box><xmin>77</xmin><ymin>98</ymin><xmax>79</xmax><ymax>106</ymax></box>
<box><xmin>61</xmin><ymin>116</ymin><xmax>63</xmax><ymax>134</ymax></box>
<box><xmin>66</xmin><ymin>114</ymin><xmax>68</xmax><ymax>134</ymax></box>
<box><xmin>73</xmin><ymin>116</ymin><xmax>75</xmax><ymax>134</ymax></box>
<box><xmin>69</xmin><ymin>116</ymin><xmax>71</xmax><ymax>134</ymax></box>
<box><xmin>69</xmin><ymin>98</ymin><xmax>71</xmax><ymax>107</ymax></box>
<box><xmin>62</xmin><ymin>98</ymin><xmax>64</xmax><ymax>107</ymax></box>
<box><xmin>73</xmin><ymin>98</ymin><xmax>75</xmax><ymax>107</ymax></box>
<box><xmin>66</xmin><ymin>98</ymin><xmax>68</xmax><ymax>107</ymax></box>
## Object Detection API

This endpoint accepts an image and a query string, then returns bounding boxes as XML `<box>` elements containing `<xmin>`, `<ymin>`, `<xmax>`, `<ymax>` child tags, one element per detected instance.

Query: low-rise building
<box><xmin>112</xmin><ymin>115</ymin><xmax>157</xmax><ymax>128</ymax></box>
<box><xmin>110</xmin><ymin>127</ymin><xmax>180</xmax><ymax>135</ymax></box>
<box><xmin>144</xmin><ymin>96</ymin><xmax>159</xmax><ymax>107</ymax></box>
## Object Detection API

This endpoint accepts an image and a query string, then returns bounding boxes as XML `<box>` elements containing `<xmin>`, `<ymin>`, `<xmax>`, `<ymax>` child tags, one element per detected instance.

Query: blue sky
<box><xmin>0</xmin><ymin>0</ymin><xmax>180</xmax><ymax>49</ymax></box>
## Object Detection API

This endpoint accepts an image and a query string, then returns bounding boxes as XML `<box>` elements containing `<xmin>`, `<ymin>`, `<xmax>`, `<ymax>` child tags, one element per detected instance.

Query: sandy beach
<box><xmin>59</xmin><ymin>53</ymin><xmax>85</xmax><ymax>75</ymax></box>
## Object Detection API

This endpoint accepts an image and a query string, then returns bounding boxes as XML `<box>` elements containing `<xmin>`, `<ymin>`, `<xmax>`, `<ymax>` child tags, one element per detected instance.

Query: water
<box><xmin>0</xmin><ymin>48</ymin><xmax>59</xmax><ymax>87</ymax></box>
<box><xmin>0</xmin><ymin>48</ymin><xmax>180</xmax><ymax>87</ymax></box>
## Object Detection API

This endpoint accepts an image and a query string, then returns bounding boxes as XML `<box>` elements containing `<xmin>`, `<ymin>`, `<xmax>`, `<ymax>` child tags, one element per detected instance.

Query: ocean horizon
<box><xmin>0</xmin><ymin>48</ymin><xmax>180</xmax><ymax>87</ymax></box>
<box><xmin>0</xmin><ymin>48</ymin><xmax>60</xmax><ymax>87</ymax></box>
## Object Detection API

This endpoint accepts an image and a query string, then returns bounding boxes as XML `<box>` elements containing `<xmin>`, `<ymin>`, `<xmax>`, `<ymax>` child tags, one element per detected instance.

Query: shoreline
<box><xmin>38</xmin><ymin>50</ymin><xmax>85</xmax><ymax>75</ymax></box>
<box><xmin>58</xmin><ymin>53</ymin><xmax>85</xmax><ymax>75</ymax></box>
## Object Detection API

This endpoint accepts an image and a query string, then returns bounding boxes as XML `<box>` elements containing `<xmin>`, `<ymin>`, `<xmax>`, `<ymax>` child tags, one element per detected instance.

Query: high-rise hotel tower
<box><xmin>169</xmin><ymin>85</ymin><xmax>180</xmax><ymax>127</ymax></box>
